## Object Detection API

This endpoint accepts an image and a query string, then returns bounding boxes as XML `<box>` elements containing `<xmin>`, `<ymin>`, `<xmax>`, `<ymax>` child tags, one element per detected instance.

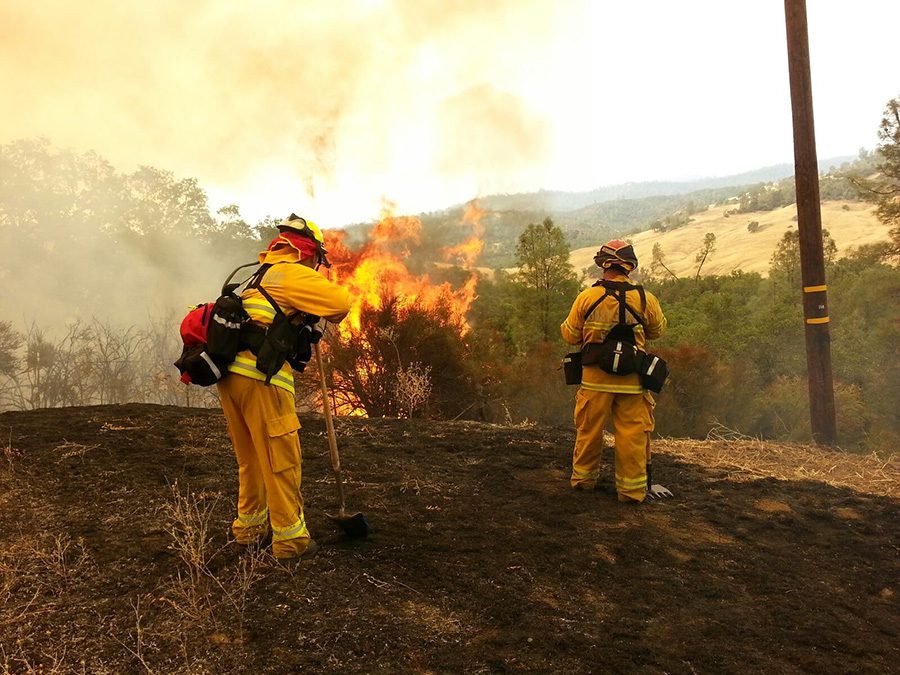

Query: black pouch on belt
<box><xmin>582</xmin><ymin>324</ymin><xmax>641</xmax><ymax>376</ymax></box>
<box><xmin>255</xmin><ymin>312</ymin><xmax>295</xmax><ymax>383</ymax></box>
<box><xmin>638</xmin><ymin>352</ymin><xmax>669</xmax><ymax>393</ymax></box>
<box><xmin>562</xmin><ymin>351</ymin><xmax>582</xmax><ymax>385</ymax></box>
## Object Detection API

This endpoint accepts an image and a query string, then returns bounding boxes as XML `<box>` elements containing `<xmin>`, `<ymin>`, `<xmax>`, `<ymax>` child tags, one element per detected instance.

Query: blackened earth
<box><xmin>0</xmin><ymin>404</ymin><xmax>897</xmax><ymax>674</ymax></box>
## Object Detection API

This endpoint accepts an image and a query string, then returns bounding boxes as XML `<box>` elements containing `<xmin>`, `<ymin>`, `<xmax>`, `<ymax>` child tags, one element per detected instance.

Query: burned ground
<box><xmin>0</xmin><ymin>403</ymin><xmax>897</xmax><ymax>674</ymax></box>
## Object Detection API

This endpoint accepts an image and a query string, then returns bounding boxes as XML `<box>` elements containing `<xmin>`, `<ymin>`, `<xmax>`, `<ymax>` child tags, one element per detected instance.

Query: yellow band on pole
<box><xmin>806</xmin><ymin>317</ymin><xmax>830</xmax><ymax>325</ymax></box>
<box><xmin>803</xmin><ymin>284</ymin><xmax>827</xmax><ymax>293</ymax></box>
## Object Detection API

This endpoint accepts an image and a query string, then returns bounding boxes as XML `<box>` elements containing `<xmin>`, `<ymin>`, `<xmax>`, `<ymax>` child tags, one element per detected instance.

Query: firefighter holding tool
<box><xmin>218</xmin><ymin>214</ymin><xmax>351</xmax><ymax>561</ymax></box>
<box><xmin>560</xmin><ymin>240</ymin><xmax>672</xmax><ymax>502</ymax></box>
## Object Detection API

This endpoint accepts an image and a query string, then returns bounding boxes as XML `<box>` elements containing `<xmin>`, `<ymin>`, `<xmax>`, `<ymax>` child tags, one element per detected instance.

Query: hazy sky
<box><xmin>2</xmin><ymin>0</ymin><xmax>898</xmax><ymax>227</ymax></box>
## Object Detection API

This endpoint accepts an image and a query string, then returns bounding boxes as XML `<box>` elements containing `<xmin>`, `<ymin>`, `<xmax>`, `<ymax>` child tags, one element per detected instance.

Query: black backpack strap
<box><xmin>617</xmin><ymin>288</ymin><xmax>627</xmax><ymax>324</ymax></box>
<box><xmin>246</xmin><ymin>262</ymin><xmax>271</xmax><ymax>289</ymax></box>
<box><xmin>597</xmin><ymin>280</ymin><xmax>647</xmax><ymax>327</ymax></box>
<box><xmin>623</xmin><ymin>286</ymin><xmax>646</xmax><ymax>327</ymax></box>
<box><xmin>246</xmin><ymin>264</ymin><xmax>309</xmax><ymax>324</ymax></box>
<box><xmin>246</xmin><ymin>264</ymin><xmax>286</xmax><ymax>317</ymax></box>
<box><xmin>584</xmin><ymin>291</ymin><xmax>614</xmax><ymax>322</ymax></box>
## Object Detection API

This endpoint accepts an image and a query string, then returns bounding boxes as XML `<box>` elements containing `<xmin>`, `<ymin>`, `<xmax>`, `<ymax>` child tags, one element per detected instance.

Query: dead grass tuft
<box><xmin>53</xmin><ymin>440</ymin><xmax>101</xmax><ymax>463</ymax></box>
<box><xmin>157</xmin><ymin>484</ymin><xmax>267</xmax><ymax>657</ymax></box>
<box><xmin>1</xmin><ymin>428</ymin><xmax>20</xmax><ymax>471</ymax></box>
<box><xmin>658</xmin><ymin>427</ymin><xmax>898</xmax><ymax>498</ymax></box>
<box><xmin>0</xmin><ymin>532</ymin><xmax>96</xmax><ymax>673</ymax></box>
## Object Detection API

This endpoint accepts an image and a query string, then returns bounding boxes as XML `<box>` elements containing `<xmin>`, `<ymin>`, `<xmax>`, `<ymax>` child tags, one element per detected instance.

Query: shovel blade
<box><xmin>328</xmin><ymin>511</ymin><xmax>370</xmax><ymax>539</ymax></box>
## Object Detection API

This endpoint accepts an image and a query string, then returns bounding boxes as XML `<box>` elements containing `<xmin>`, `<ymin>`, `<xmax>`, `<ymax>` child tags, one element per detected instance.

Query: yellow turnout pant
<box><xmin>217</xmin><ymin>374</ymin><xmax>311</xmax><ymax>558</ymax></box>
<box><xmin>571</xmin><ymin>388</ymin><xmax>655</xmax><ymax>502</ymax></box>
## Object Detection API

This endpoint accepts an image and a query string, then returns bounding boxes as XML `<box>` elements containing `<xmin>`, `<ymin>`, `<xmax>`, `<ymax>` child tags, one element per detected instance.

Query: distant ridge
<box><xmin>474</xmin><ymin>156</ymin><xmax>855</xmax><ymax>213</ymax></box>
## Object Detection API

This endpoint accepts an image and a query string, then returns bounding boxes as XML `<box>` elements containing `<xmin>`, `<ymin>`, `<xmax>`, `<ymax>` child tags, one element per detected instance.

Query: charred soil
<box><xmin>0</xmin><ymin>404</ymin><xmax>897</xmax><ymax>674</ymax></box>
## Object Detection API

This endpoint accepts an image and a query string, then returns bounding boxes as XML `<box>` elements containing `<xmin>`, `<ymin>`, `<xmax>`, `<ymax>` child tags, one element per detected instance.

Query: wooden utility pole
<box><xmin>783</xmin><ymin>0</ymin><xmax>837</xmax><ymax>444</ymax></box>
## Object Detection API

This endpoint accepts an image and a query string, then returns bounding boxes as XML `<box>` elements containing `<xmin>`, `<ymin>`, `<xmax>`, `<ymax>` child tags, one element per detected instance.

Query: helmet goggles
<box><xmin>278</xmin><ymin>213</ymin><xmax>331</xmax><ymax>268</ymax></box>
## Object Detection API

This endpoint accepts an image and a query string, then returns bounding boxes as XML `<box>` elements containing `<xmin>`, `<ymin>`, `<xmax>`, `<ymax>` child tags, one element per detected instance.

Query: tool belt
<box><xmin>579</xmin><ymin>341</ymin><xmax>668</xmax><ymax>393</ymax></box>
<box><xmin>582</xmin><ymin>324</ymin><xmax>642</xmax><ymax>375</ymax></box>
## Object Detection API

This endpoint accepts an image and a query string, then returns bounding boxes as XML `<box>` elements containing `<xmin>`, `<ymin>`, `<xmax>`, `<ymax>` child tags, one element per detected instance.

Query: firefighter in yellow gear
<box><xmin>218</xmin><ymin>214</ymin><xmax>351</xmax><ymax>560</ymax></box>
<box><xmin>560</xmin><ymin>240</ymin><xmax>668</xmax><ymax>502</ymax></box>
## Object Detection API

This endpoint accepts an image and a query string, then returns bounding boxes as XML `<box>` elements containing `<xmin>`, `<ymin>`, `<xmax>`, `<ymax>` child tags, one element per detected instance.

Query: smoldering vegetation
<box><xmin>2</xmin><ymin>138</ymin><xmax>898</xmax><ymax>455</ymax></box>
<box><xmin>0</xmin><ymin>139</ymin><xmax>270</xmax><ymax>411</ymax></box>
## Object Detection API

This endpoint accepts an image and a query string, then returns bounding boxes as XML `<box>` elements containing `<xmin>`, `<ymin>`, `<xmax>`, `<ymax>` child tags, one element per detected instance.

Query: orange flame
<box><xmin>441</xmin><ymin>200</ymin><xmax>486</xmax><ymax>268</ymax></box>
<box><xmin>324</xmin><ymin>206</ymin><xmax>481</xmax><ymax>336</ymax></box>
<box><xmin>319</xmin><ymin>204</ymin><xmax>484</xmax><ymax>417</ymax></box>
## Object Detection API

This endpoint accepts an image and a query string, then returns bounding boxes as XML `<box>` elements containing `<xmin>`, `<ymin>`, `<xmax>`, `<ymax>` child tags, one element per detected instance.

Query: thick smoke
<box><xmin>0</xmin><ymin>0</ymin><xmax>566</xmax><ymax>219</ymax></box>
<box><xmin>0</xmin><ymin>0</ymin><xmax>578</xmax><ymax>335</ymax></box>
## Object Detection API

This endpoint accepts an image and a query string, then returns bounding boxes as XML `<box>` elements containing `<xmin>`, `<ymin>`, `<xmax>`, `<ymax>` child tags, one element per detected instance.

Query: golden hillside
<box><xmin>569</xmin><ymin>201</ymin><xmax>892</xmax><ymax>279</ymax></box>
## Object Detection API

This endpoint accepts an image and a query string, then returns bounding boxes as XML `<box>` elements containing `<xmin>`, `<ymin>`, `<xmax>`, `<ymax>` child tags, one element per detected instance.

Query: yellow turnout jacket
<box><xmin>227</xmin><ymin>241</ymin><xmax>351</xmax><ymax>394</ymax></box>
<box><xmin>561</xmin><ymin>272</ymin><xmax>667</xmax><ymax>394</ymax></box>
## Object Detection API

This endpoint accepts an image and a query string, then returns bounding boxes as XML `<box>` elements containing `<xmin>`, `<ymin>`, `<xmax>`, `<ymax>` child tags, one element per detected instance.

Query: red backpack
<box><xmin>174</xmin><ymin>263</ymin><xmax>257</xmax><ymax>386</ymax></box>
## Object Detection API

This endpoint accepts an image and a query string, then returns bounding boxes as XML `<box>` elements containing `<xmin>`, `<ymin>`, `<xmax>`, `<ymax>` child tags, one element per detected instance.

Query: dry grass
<box><xmin>1</xmin><ymin>429</ymin><xmax>20</xmax><ymax>472</ymax></box>
<box><xmin>657</xmin><ymin>426</ymin><xmax>898</xmax><ymax>498</ymax></box>
<box><xmin>0</xmin><ymin>532</ymin><xmax>96</xmax><ymax>675</ymax></box>
<box><xmin>0</xmin><ymin>482</ymin><xmax>272</xmax><ymax>673</ymax></box>
<box><xmin>160</xmin><ymin>484</ymin><xmax>266</xmax><ymax>646</ymax></box>
<box><xmin>569</xmin><ymin>200</ymin><xmax>892</xmax><ymax>279</ymax></box>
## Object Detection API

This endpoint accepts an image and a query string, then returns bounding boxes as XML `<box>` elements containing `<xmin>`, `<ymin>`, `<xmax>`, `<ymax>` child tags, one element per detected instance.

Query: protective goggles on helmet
<box><xmin>594</xmin><ymin>240</ymin><xmax>638</xmax><ymax>272</ymax></box>
<box><xmin>278</xmin><ymin>213</ymin><xmax>331</xmax><ymax>268</ymax></box>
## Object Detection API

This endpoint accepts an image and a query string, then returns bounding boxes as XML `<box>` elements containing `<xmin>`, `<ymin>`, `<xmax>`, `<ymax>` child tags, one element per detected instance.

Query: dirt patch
<box><xmin>754</xmin><ymin>498</ymin><xmax>793</xmax><ymax>514</ymax></box>
<box><xmin>1</xmin><ymin>403</ymin><xmax>898</xmax><ymax>673</ymax></box>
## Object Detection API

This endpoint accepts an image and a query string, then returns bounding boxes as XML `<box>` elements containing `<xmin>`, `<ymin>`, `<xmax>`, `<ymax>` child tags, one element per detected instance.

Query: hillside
<box><xmin>1</xmin><ymin>404</ymin><xmax>897</xmax><ymax>673</ymax></box>
<box><xmin>569</xmin><ymin>200</ymin><xmax>891</xmax><ymax>279</ymax></box>
<box><xmin>472</xmin><ymin>157</ymin><xmax>854</xmax><ymax>213</ymax></box>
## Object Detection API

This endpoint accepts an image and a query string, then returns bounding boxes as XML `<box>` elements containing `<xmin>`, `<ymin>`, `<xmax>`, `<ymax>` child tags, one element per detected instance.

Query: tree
<box><xmin>769</xmin><ymin>228</ymin><xmax>837</xmax><ymax>286</ymax></box>
<box><xmin>850</xmin><ymin>95</ymin><xmax>900</xmax><ymax>261</ymax></box>
<box><xmin>0</xmin><ymin>321</ymin><xmax>22</xmax><ymax>377</ymax></box>
<box><xmin>694</xmin><ymin>232</ymin><xmax>717</xmax><ymax>279</ymax></box>
<box><xmin>513</xmin><ymin>218</ymin><xmax>580</xmax><ymax>344</ymax></box>
<box><xmin>120</xmin><ymin>166</ymin><xmax>215</xmax><ymax>238</ymax></box>
<box><xmin>874</xmin><ymin>96</ymin><xmax>900</xmax><ymax>259</ymax></box>
<box><xmin>650</xmin><ymin>242</ymin><xmax>679</xmax><ymax>280</ymax></box>
<box><xmin>327</xmin><ymin>297</ymin><xmax>477</xmax><ymax>419</ymax></box>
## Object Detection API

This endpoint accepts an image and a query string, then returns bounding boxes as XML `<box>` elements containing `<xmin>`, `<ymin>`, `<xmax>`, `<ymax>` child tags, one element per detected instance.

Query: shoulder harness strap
<box><xmin>246</xmin><ymin>263</ymin><xmax>287</xmax><ymax>317</ymax></box>
<box><xmin>584</xmin><ymin>280</ymin><xmax>647</xmax><ymax>326</ymax></box>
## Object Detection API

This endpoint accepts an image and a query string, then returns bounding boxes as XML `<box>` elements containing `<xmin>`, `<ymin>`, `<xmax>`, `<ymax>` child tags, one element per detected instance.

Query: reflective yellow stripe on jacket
<box><xmin>227</xmin><ymin>289</ymin><xmax>295</xmax><ymax>393</ymax></box>
<box><xmin>580</xmin><ymin>372</ymin><xmax>644</xmax><ymax>395</ymax></box>
<box><xmin>228</xmin><ymin>354</ymin><xmax>296</xmax><ymax>394</ymax></box>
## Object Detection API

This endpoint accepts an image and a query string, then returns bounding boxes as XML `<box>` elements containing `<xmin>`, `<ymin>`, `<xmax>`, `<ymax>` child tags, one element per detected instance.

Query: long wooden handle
<box><xmin>314</xmin><ymin>342</ymin><xmax>346</xmax><ymax>514</ymax></box>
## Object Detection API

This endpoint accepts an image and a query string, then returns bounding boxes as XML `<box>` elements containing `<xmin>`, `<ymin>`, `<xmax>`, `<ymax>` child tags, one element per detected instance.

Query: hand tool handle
<box><xmin>314</xmin><ymin>342</ymin><xmax>347</xmax><ymax>515</ymax></box>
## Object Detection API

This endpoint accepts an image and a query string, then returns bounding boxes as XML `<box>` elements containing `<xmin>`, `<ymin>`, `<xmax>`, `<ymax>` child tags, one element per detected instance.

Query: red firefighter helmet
<box><xmin>594</xmin><ymin>239</ymin><xmax>638</xmax><ymax>273</ymax></box>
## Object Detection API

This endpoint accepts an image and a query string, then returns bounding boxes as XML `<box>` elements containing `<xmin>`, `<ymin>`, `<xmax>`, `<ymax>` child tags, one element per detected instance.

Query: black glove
<box><xmin>308</xmin><ymin>325</ymin><xmax>324</xmax><ymax>344</ymax></box>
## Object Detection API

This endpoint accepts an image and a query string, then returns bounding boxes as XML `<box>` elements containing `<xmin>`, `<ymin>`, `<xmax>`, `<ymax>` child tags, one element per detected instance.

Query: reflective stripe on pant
<box><xmin>571</xmin><ymin>388</ymin><xmax>654</xmax><ymax>502</ymax></box>
<box><xmin>217</xmin><ymin>374</ymin><xmax>311</xmax><ymax>558</ymax></box>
